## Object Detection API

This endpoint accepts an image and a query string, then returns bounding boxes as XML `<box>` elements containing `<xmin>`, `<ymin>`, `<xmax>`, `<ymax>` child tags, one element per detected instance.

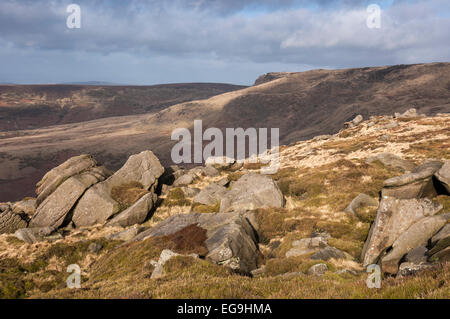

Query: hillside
<box><xmin>0</xmin><ymin>111</ymin><xmax>448</xmax><ymax>298</ymax></box>
<box><xmin>0</xmin><ymin>62</ymin><xmax>449</xmax><ymax>202</ymax></box>
<box><xmin>0</xmin><ymin>83</ymin><xmax>246</xmax><ymax>131</ymax></box>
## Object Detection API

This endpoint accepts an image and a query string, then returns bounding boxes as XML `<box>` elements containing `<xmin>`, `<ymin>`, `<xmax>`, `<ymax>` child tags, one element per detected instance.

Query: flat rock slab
<box><xmin>133</xmin><ymin>212</ymin><xmax>259</xmax><ymax>273</ymax></box>
<box><xmin>367</xmin><ymin>153</ymin><xmax>415</xmax><ymax>171</ymax></box>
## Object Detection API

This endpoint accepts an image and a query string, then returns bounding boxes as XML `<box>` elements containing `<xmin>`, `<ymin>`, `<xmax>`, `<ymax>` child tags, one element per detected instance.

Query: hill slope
<box><xmin>0</xmin><ymin>62</ymin><xmax>449</xmax><ymax>201</ymax></box>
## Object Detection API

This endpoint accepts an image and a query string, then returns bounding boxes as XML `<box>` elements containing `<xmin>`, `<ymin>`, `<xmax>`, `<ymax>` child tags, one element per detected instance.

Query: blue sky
<box><xmin>0</xmin><ymin>0</ymin><xmax>449</xmax><ymax>85</ymax></box>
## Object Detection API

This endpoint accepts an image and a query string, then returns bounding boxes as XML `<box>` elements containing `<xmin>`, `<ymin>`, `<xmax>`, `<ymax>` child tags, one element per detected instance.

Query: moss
<box><xmin>328</xmin><ymin>238</ymin><xmax>364</xmax><ymax>259</ymax></box>
<box><xmin>227</xmin><ymin>171</ymin><xmax>245</xmax><ymax>182</ymax></box>
<box><xmin>191</xmin><ymin>201</ymin><xmax>220</xmax><ymax>213</ymax></box>
<box><xmin>161</xmin><ymin>188</ymin><xmax>191</xmax><ymax>207</ymax></box>
<box><xmin>161</xmin><ymin>224</ymin><xmax>208</xmax><ymax>256</ymax></box>
<box><xmin>434</xmin><ymin>195</ymin><xmax>450</xmax><ymax>214</ymax></box>
<box><xmin>354</xmin><ymin>206</ymin><xmax>378</xmax><ymax>223</ymax></box>
<box><xmin>111</xmin><ymin>182</ymin><xmax>148</xmax><ymax>211</ymax></box>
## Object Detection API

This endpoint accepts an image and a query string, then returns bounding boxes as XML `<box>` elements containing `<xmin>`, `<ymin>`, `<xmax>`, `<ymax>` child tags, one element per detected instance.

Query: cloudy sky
<box><xmin>0</xmin><ymin>0</ymin><xmax>449</xmax><ymax>85</ymax></box>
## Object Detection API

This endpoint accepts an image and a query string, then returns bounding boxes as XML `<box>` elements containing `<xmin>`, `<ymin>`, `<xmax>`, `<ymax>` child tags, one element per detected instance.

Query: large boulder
<box><xmin>193</xmin><ymin>183</ymin><xmax>228</xmax><ymax>206</ymax></box>
<box><xmin>434</xmin><ymin>160</ymin><xmax>450</xmax><ymax>194</ymax></box>
<box><xmin>12</xmin><ymin>198</ymin><xmax>36</xmax><ymax>217</ymax></box>
<box><xmin>381</xmin><ymin>160</ymin><xmax>443</xmax><ymax>199</ymax></box>
<box><xmin>72</xmin><ymin>151</ymin><xmax>164</xmax><ymax>227</ymax></box>
<box><xmin>361</xmin><ymin>197</ymin><xmax>442</xmax><ymax>266</ymax></box>
<box><xmin>35</xmin><ymin>154</ymin><xmax>98</xmax><ymax>206</ymax></box>
<box><xmin>30</xmin><ymin>166</ymin><xmax>110</xmax><ymax>228</ymax></box>
<box><xmin>106</xmin><ymin>193</ymin><xmax>157</xmax><ymax>227</ymax></box>
<box><xmin>219</xmin><ymin>174</ymin><xmax>284</xmax><ymax>213</ymax></box>
<box><xmin>367</xmin><ymin>153</ymin><xmax>415</xmax><ymax>171</ymax></box>
<box><xmin>0</xmin><ymin>204</ymin><xmax>29</xmax><ymax>234</ymax></box>
<box><xmin>381</xmin><ymin>213</ymin><xmax>449</xmax><ymax>274</ymax></box>
<box><xmin>133</xmin><ymin>212</ymin><xmax>260</xmax><ymax>273</ymax></box>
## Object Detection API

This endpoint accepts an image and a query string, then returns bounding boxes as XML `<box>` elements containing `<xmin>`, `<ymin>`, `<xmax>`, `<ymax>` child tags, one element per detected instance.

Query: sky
<box><xmin>0</xmin><ymin>0</ymin><xmax>449</xmax><ymax>85</ymax></box>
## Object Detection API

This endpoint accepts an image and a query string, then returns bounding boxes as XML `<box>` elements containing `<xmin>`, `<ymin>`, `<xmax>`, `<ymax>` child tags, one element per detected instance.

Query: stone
<box><xmin>381</xmin><ymin>213</ymin><xmax>449</xmax><ymax>274</ymax></box>
<box><xmin>431</xmin><ymin>224</ymin><xmax>450</xmax><ymax>245</ymax></box>
<box><xmin>159</xmin><ymin>165</ymin><xmax>184</xmax><ymax>186</ymax></box>
<box><xmin>205</xmin><ymin>156</ymin><xmax>235</xmax><ymax>169</ymax></box>
<box><xmin>133</xmin><ymin>212</ymin><xmax>260</xmax><ymax>273</ymax></box>
<box><xmin>106</xmin><ymin>192</ymin><xmax>157</xmax><ymax>227</ymax></box>
<box><xmin>286</xmin><ymin>237</ymin><xmax>328</xmax><ymax>258</ymax></box>
<box><xmin>0</xmin><ymin>207</ymin><xmax>29</xmax><ymax>234</ymax></box>
<box><xmin>382</xmin><ymin>160</ymin><xmax>443</xmax><ymax>199</ymax></box>
<box><xmin>193</xmin><ymin>183</ymin><xmax>228</xmax><ymax>206</ymax></box>
<box><xmin>12</xmin><ymin>198</ymin><xmax>36</xmax><ymax>217</ymax></box>
<box><xmin>404</xmin><ymin>246</ymin><xmax>428</xmax><ymax>264</ymax></box>
<box><xmin>151</xmin><ymin>249</ymin><xmax>199</xmax><ymax>279</ymax></box>
<box><xmin>190</xmin><ymin>166</ymin><xmax>220</xmax><ymax>177</ymax></box>
<box><xmin>181</xmin><ymin>187</ymin><xmax>200</xmax><ymax>198</ymax></box>
<box><xmin>88</xmin><ymin>242</ymin><xmax>103</xmax><ymax>253</ymax></box>
<box><xmin>307</xmin><ymin>263</ymin><xmax>328</xmax><ymax>276</ymax></box>
<box><xmin>397</xmin><ymin>262</ymin><xmax>432</xmax><ymax>277</ymax></box>
<box><xmin>14</xmin><ymin>227</ymin><xmax>57</xmax><ymax>244</ymax></box>
<box><xmin>72</xmin><ymin>151</ymin><xmax>164</xmax><ymax>227</ymax></box>
<box><xmin>173</xmin><ymin>173</ymin><xmax>195</xmax><ymax>187</ymax></box>
<box><xmin>216</xmin><ymin>177</ymin><xmax>230</xmax><ymax>187</ymax></box>
<box><xmin>394</xmin><ymin>108</ymin><xmax>425</xmax><ymax>119</ymax></box>
<box><xmin>250</xmin><ymin>265</ymin><xmax>266</xmax><ymax>277</ymax></box>
<box><xmin>35</xmin><ymin>154</ymin><xmax>99</xmax><ymax>206</ymax></box>
<box><xmin>107</xmin><ymin>225</ymin><xmax>147</xmax><ymax>241</ymax></box>
<box><xmin>344</xmin><ymin>115</ymin><xmax>363</xmax><ymax>129</ymax></box>
<box><xmin>311</xmin><ymin>247</ymin><xmax>347</xmax><ymax>261</ymax></box>
<box><xmin>219</xmin><ymin>174</ymin><xmax>284</xmax><ymax>213</ymax></box>
<box><xmin>434</xmin><ymin>160</ymin><xmax>450</xmax><ymax>194</ymax></box>
<box><xmin>428</xmin><ymin>246</ymin><xmax>450</xmax><ymax>263</ymax></box>
<box><xmin>336</xmin><ymin>269</ymin><xmax>358</xmax><ymax>276</ymax></box>
<box><xmin>31</xmin><ymin>166</ymin><xmax>110</xmax><ymax>229</ymax></box>
<box><xmin>344</xmin><ymin>193</ymin><xmax>378</xmax><ymax>215</ymax></box>
<box><xmin>361</xmin><ymin>197</ymin><xmax>442</xmax><ymax>266</ymax></box>
<box><xmin>367</xmin><ymin>153</ymin><xmax>415</xmax><ymax>171</ymax></box>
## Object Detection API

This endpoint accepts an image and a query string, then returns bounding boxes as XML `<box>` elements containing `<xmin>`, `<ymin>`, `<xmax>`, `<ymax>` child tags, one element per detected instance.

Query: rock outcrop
<box><xmin>72</xmin><ymin>151</ymin><xmax>164</xmax><ymax>227</ymax></box>
<box><xmin>0</xmin><ymin>203</ymin><xmax>29</xmax><ymax>234</ymax></box>
<box><xmin>133</xmin><ymin>212</ymin><xmax>260</xmax><ymax>273</ymax></box>
<box><xmin>344</xmin><ymin>193</ymin><xmax>378</xmax><ymax>215</ymax></box>
<box><xmin>366</xmin><ymin>153</ymin><xmax>415</xmax><ymax>172</ymax></box>
<box><xmin>435</xmin><ymin>160</ymin><xmax>450</xmax><ymax>194</ymax></box>
<box><xmin>193</xmin><ymin>183</ymin><xmax>227</xmax><ymax>206</ymax></box>
<box><xmin>382</xmin><ymin>160</ymin><xmax>443</xmax><ymax>199</ymax></box>
<box><xmin>361</xmin><ymin>197</ymin><xmax>442</xmax><ymax>266</ymax></box>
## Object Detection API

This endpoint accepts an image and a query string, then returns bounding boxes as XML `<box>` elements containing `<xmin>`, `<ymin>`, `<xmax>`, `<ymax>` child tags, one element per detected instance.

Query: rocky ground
<box><xmin>0</xmin><ymin>109</ymin><xmax>449</xmax><ymax>299</ymax></box>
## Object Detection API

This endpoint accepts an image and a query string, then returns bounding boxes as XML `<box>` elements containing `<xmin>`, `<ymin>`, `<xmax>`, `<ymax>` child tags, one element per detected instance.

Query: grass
<box><xmin>191</xmin><ymin>201</ymin><xmax>220</xmax><ymax>213</ymax></box>
<box><xmin>161</xmin><ymin>188</ymin><xmax>191</xmax><ymax>207</ymax></box>
<box><xmin>111</xmin><ymin>182</ymin><xmax>148</xmax><ymax>211</ymax></box>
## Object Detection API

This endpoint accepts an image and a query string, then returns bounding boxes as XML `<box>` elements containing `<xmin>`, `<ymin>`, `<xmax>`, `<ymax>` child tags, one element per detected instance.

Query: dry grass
<box><xmin>110</xmin><ymin>182</ymin><xmax>148</xmax><ymax>211</ymax></box>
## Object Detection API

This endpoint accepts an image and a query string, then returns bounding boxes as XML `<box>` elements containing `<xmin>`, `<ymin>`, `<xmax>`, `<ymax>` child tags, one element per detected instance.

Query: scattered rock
<box><xmin>250</xmin><ymin>265</ymin><xmax>266</xmax><ymax>277</ymax></box>
<box><xmin>394</xmin><ymin>108</ymin><xmax>425</xmax><ymax>119</ymax></box>
<box><xmin>428</xmin><ymin>246</ymin><xmax>450</xmax><ymax>263</ymax></box>
<box><xmin>0</xmin><ymin>206</ymin><xmax>29</xmax><ymax>234</ymax></box>
<box><xmin>14</xmin><ymin>227</ymin><xmax>58</xmax><ymax>244</ymax></box>
<box><xmin>397</xmin><ymin>262</ymin><xmax>432</xmax><ymax>277</ymax></box>
<box><xmin>72</xmin><ymin>151</ymin><xmax>164</xmax><ymax>227</ymax></box>
<box><xmin>344</xmin><ymin>115</ymin><xmax>363</xmax><ymax>128</ymax></box>
<box><xmin>205</xmin><ymin>156</ymin><xmax>235</xmax><ymax>169</ymax></box>
<box><xmin>361</xmin><ymin>197</ymin><xmax>442</xmax><ymax>266</ymax></box>
<box><xmin>133</xmin><ymin>212</ymin><xmax>260</xmax><ymax>273</ymax></box>
<box><xmin>88</xmin><ymin>242</ymin><xmax>103</xmax><ymax>253</ymax></box>
<box><xmin>431</xmin><ymin>224</ymin><xmax>450</xmax><ymax>245</ymax></box>
<box><xmin>193</xmin><ymin>183</ymin><xmax>228</xmax><ymax>206</ymax></box>
<box><xmin>216</xmin><ymin>177</ymin><xmax>230</xmax><ymax>187</ymax></box>
<box><xmin>336</xmin><ymin>269</ymin><xmax>358</xmax><ymax>276</ymax></box>
<box><xmin>173</xmin><ymin>173</ymin><xmax>195</xmax><ymax>187</ymax></box>
<box><xmin>190</xmin><ymin>166</ymin><xmax>220</xmax><ymax>177</ymax></box>
<box><xmin>151</xmin><ymin>249</ymin><xmax>198</xmax><ymax>279</ymax></box>
<box><xmin>311</xmin><ymin>247</ymin><xmax>347</xmax><ymax>261</ymax></box>
<box><xmin>404</xmin><ymin>246</ymin><xmax>428</xmax><ymax>264</ymax></box>
<box><xmin>367</xmin><ymin>153</ymin><xmax>415</xmax><ymax>171</ymax></box>
<box><xmin>286</xmin><ymin>237</ymin><xmax>328</xmax><ymax>258</ymax></box>
<box><xmin>307</xmin><ymin>263</ymin><xmax>328</xmax><ymax>276</ymax></box>
<box><xmin>344</xmin><ymin>193</ymin><xmax>378</xmax><ymax>215</ymax></box>
<box><xmin>12</xmin><ymin>198</ymin><xmax>36</xmax><ymax>217</ymax></box>
<box><xmin>106</xmin><ymin>192</ymin><xmax>157</xmax><ymax>227</ymax></box>
<box><xmin>181</xmin><ymin>187</ymin><xmax>200</xmax><ymax>198</ymax></box>
<box><xmin>381</xmin><ymin>213</ymin><xmax>449</xmax><ymax>274</ymax></box>
<box><xmin>219</xmin><ymin>174</ymin><xmax>284</xmax><ymax>213</ymax></box>
<box><xmin>382</xmin><ymin>159</ymin><xmax>443</xmax><ymax>199</ymax></box>
<box><xmin>434</xmin><ymin>160</ymin><xmax>450</xmax><ymax>194</ymax></box>
<box><xmin>107</xmin><ymin>225</ymin><xmax>147</xmax><ymax>241</ymax></box>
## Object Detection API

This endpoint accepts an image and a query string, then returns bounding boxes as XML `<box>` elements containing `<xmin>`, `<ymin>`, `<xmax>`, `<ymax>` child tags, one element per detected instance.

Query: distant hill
<box><xmin>0</xmin><ymin>83</ymin><xmax>247</xmax><ymax>131</ymax></box>
<box><xmin>0</xmin><ymin>62</ymin><xmax>449</xmax><ymax>201</ymax></box>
